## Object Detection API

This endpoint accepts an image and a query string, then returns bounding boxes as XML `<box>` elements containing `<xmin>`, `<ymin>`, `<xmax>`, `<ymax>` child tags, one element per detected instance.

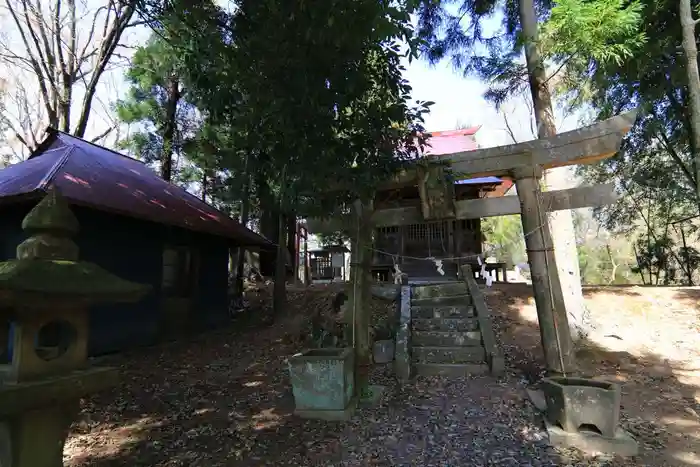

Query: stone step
<box><xmin>411</xmin><ymin>294</ymin><xmax>471</xmax><ymax>307</ymax></box>
<box><xmin>412</xmin><ymin>282</ymin><xmax>469</xmax><ymax>299</ymax></box>
<box><xmin>412</xmin><ymin>330</ymin><xmax>482</xmax><ymax>347</ymax></box>
<box><xmin>412</xmin><ymin>346</ymin><xmax>486</xmax><ymax>363</ymax></box>
<box><xmin>414</xmin><ymin>362</ymin><xmax>490</xmax><ymax>377</ymax></box>
<box><xmin>412</xmin><ymin>317</ymin><xmax>479</xmax><ymax>332</ymax></box>
<box><xmin>411</xmin><ymin>305</ymin><xmax>475</xmax><ymax>319</ymax></box>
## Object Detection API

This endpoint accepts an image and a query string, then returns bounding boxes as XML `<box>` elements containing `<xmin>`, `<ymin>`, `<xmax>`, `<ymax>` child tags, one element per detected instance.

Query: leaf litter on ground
<box><xmin>64</xmin><ymin>282</ymin><xmax>699</xmax><ymax>466</ymax></box>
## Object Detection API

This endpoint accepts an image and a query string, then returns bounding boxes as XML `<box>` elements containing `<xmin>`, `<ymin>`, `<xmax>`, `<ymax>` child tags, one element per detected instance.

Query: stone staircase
<box><xmin>396</xmin><ymin>277</ymin><xmax>504</xmax><ymax>379</ymax></box>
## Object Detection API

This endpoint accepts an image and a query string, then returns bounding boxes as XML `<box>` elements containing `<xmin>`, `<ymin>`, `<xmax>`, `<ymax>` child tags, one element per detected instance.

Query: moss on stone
<box><xmin>0</xmin><ymin>259</ymin><xmax>151</xmax><ymax>302</ymax></box>
<box><xmin>21</xmin><ymin>187</ymin><xmax>79</xmax><ymax>235</ymax></box>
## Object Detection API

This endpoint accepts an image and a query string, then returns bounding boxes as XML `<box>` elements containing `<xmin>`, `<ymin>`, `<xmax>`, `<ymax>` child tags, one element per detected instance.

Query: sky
<box><xmin>400</xmin><ymin>57</ymin><xmax>579</xmax><ymax>148</ymax></box>
<box><xmin>0</xmin><ymin>2</ymin><xmax>583</xmax><ymax>157</ymax></box>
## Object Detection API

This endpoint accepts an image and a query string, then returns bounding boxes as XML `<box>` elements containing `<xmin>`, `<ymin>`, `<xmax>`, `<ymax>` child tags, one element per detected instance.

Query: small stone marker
<box><xmin>288</xmin><ymin>348</ymin><xmax>357</xmax><ymax>421</ymax></box>
<box><xmin>0</xmin><ymin>187</ymin><xmax>150</xmax><ymax>467</ymax></box>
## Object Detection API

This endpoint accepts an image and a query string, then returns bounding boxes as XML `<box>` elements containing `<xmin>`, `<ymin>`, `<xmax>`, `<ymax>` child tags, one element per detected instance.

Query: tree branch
<box><xmin>74</xmin><ymin>0</ymin><xmax>135</xmax><ymax>137</ymax></box>
<box><xmin>90</xmin><ymin>125</ymin><xmax>114</xmax><ymax>143</ymax></box>
<box><xmin>3</xmin><ymin>0</ymin><xmax>57</xmax><ymax>125</ymax></box>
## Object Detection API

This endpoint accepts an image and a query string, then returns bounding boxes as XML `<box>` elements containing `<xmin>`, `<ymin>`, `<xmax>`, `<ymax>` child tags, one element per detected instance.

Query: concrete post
<box><xmin>512</xmin><ymin>166</ymin><xmax>574</xmax><ymax>375</ymax></box>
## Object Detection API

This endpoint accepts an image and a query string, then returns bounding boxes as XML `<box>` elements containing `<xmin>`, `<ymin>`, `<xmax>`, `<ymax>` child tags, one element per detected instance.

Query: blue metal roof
<box><xmin>455</xmin><ymin>176</ymin><xmax>502</xmax><ymax>185</ymax></box>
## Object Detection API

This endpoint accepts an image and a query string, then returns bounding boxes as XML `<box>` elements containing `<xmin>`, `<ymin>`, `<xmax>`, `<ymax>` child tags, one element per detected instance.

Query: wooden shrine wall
<box><xmin>372</xmin><ymin>182</ymin><xmax>489</xmax><ymax>267</ymax></box>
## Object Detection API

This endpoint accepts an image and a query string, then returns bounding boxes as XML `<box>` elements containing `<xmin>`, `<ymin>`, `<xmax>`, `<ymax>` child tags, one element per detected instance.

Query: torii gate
<box><xmin>309</xmin><ymin>110</ymin><xmax>636</xmax><ymax>377</ymax></box>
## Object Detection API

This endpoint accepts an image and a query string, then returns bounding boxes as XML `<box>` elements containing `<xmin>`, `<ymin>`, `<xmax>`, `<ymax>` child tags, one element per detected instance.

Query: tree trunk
<box><xmin>160</xmin><ymin>75</ymin><xmax>180</xmax><ymax>182</ymax></box>
<box><xmin>605</xmin><ymin>244</ymin><xmax>618</xmax><ymax>284</ymax></box>
<box><xmin>286</xmin><ymin>214</ymin><xmax>297</xmax><ymax>281</ymax></box>
<box><xmin>235</xmin><ymin>160</ymin><xmax>252</xmax><ymax>287</ymax></box>
<box><xmin>273</xmin><ymin>208</ymin><xmax>288</xmax><ymax>316</ymax></box>
<box><xmin>273</xmin><ymin>166</ymin><xmax>288</xmax><ymax>317</ymax></box>
<box><xmin>680</xmin><ymin>0</ymin><xmax>700</xmax><ymax>210</ymax></box>
<box><xmin>519</xmin><ymin>0</ymin><xmax>586</xmax><ymax>343</ymax></box>
<box><xmin>259</xmin><ymin>210</ymin><xmax>279</xmax><ymax>276</ymax></box>
<box><xmin>231</xmin><ymin>183</ymin><xmax>252</xmax><ymax>299</ymax></box>
<box><xmin>347</xmin><ymin>198</ymin><xmax>373</xmax><ymax>400</ymax></box>
<box><xmin>680</xmin><ymin>223</ymin><xmax>693</xmax><ymax>285</ymax></box>
<box><xmin>257</xmin><ymin>176</ymin><xmax>278</xmax><ymax>277</ymax></box>
<box><xmin>303</xmin><ymin>230</ymin><xmax>310</xmax><ymax>284</ymax></box>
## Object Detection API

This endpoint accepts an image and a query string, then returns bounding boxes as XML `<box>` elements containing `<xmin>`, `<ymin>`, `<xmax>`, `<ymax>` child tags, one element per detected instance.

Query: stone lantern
<box><xmin>0</xmin><ymin>188</ymin><xmax>150</xmax><ymax>467</ymax></box>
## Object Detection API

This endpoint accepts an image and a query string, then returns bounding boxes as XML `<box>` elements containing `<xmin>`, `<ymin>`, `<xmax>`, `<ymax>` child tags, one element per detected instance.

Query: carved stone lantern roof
<box><xmin>0</xmin><ymin>187</ymin><xmax>150</xmax><ymax>307</ymax></box>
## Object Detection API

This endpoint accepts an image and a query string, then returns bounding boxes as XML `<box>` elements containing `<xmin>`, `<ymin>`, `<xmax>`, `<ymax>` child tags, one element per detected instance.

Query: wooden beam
<box><xmin>306</xmin><ymin>183</ymin><xmax>618</xmax><ymax>233</ymax></box>
<box><xmin>446</xmin><ymin>111</ymin><xmax>637</xmax><ymax>178</ymax></box>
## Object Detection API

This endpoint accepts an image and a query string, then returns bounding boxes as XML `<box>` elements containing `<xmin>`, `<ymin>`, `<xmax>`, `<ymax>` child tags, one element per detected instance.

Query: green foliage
<box><xmin>413</xmin><ymin>0</ymin><xmax>644</xmax><ymax>108</ymax></box>
<box><xmin>227</xmin><ymin>0</ymin><xmax>429</xmax><ymax>218</ymax></box>
<box><xmin>572</xmin><ymin>0</ymin><xmax>700</xmax><ymax>236</ymax></box>
<box><xmin>123</xmin><ymin>0</ymin><xmax>431</xmax><ymax>256</ymax></box>
<box><xmin>577</xmin><ymin>242</ymin><xmax>636</xmax><ymax>285</ymax></box>
<box><xmin>481</xmin><ymin>215</ymin><xmax>525</xmax><ymax>267</ymax></box>
<box><xmin>318</xmin><ymin>232</ymin><xmax>349</xmax><ymax>248</ymax></box>
<box><xmin>629</xmin><ymin>229</ymin><xmax>700</xmax><ymax>285</ymax></box>
<box><xmin>542</xmin><ymin>0</ymin><xmax>645</xmax><ymax>61</ymax></box>
<box><xmin>540</xmin><ymin>0</ymin><xmax>646</xmax><ymax>107</ymax></box>
<box><xmin>114</xmin><ymin>33</ymin><xmax>200</xmax><ymax>184</ymax></box>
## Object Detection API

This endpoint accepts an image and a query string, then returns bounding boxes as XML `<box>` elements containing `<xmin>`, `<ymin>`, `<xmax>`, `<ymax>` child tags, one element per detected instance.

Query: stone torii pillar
<box><xmin>512</xmin><ymin>166</ymin><xmax>573</xmax><ymax>374</ymax></box>
<box><xmin>307</xmin><ymin>111</ymin><xmax>637</xmax><ymax>377</ymax></box>
<box><xmin>0</xmin><ymin>188</ymin><xmax>150</xmax><ymax>467</ymax></box>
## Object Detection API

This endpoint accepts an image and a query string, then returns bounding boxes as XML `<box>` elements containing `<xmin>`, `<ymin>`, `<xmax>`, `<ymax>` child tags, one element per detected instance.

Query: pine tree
<box><xmin>115</xmin><ymin>35</ymin><xmax>199</xmax><ymax>183</ymax></box>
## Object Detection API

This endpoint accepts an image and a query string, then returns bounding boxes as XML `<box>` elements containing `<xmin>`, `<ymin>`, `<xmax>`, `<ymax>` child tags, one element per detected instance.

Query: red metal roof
<box><xmin>420</xmin><ymin>126</ymin><xmax>509</xmax><ymax>196</ymax></box>
<box><xmin>423</xmin><ymin>127</ymin><xmax>481</xmax><ymax>156</ymax></box>
<box><xmin>0</xmin><ymin>130</ymin><xmax>273</xmax><ymax>247</ymax></box>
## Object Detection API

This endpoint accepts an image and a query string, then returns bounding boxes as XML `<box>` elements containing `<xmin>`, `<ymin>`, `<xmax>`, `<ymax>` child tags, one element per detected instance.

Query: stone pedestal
<box><xmin>0</xmin><ymin>188</ymin><xmax>149</xmax><ymax>466</ymax></box>
<box><xmin>542</xmin><ymin>376</ymin><xmax>621</xmax><ymax>437</ymax></box>
<box><xmin>288</xmin><ymin>348</ymin><xmax>356</xmax><ymax>420</ymax></box>
<box><xmin>539</xmin><ymin>377</ymin><xmax>638</xmax><ymax>457</ymax></box>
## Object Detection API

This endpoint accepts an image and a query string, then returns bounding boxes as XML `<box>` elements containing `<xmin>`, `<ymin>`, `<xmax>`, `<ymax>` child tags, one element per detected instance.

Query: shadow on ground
<box><xmin>67</xmin><ymin>303</ymin><xmax>344</xmax><ymax>466</ymax></box>
<box><xmin>66</xmin><ymin>284</ymin><xmax>700</xmax><ymax>466</ymax></box>
<box><xmin>486</xmin><ymin>283</ymin><xmax>700</xmax><ymax>466</ymax></box>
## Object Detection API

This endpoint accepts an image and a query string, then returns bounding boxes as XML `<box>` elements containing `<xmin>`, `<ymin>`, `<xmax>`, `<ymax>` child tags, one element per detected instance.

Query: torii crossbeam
<box><xmin>309</xmin><ymin>110</ymin><xmax>637</xmax><ymax>375</ymax></box>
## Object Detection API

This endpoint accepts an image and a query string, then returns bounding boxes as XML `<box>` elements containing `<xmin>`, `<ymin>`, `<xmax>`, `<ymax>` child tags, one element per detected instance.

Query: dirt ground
<box><xmin>484</xmin><ymin>283</ymin><xmax>700</xmax><ymax>466</ymax></box>
<box><xmin>63</xmin><ymin>283</ymin><xmax>700</xmax><ymax>466</ymax></box>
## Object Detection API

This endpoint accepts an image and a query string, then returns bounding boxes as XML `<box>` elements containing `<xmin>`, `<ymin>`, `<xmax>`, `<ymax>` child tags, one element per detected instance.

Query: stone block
<box><xmin>373</xmin><ymin>340</ymin><xmax>395</xmax><ymax>364</ymax></box>
<box><xmin>545</xmin><ymin>420</ymin><xmax>638</xmax><ymax>457</ymax></box>
<box><xmin>412</xmin><ymin>317</ymin><xmax>478</xmax><ymax>332</ymax></box>
<box><xmin>411</xmin><ymin>295</ymin><xmax>472</xmax><ymax>307</ymax></box>
<box><xmin>412</xmin><ymin>283</ymin><xmax>468</xmax><ymax>299</ymax></box>
<box><xmin>294</xmin><ymin>395</ymin><xmax>357</xmax><ymax>421</ymax></box>
<box><xmin>412</xmin><ymin>330</ymin><xmax>481</xmax><ymax>347</ymax></box>
<box><xmin>411</xmin><ymin>305</ymin><xmax>475</xmax><ymax>319</ymax></box>
<box><xmin>370</xmin><ymin>284</ymin><xmax>400</xmax><ymax>301</ymax></box>
<box><xmin>411</xmin><ymin>346</ymin><xmax>485</xmax><ymax>364</ymax></box>
<box><xmin>358</xmin><ymin>384</ymin><xmax>386</xmax><ymax>408</ymax></box>
<box><xmin>414</xmin><ymin>362</ymin><xmax>489</xmax><ymax>377</ymax></box>
<box><xmin>542</xmin><ymin>377</ymin><xmax>621</xmax><ymax>438</ymax></box>
<box><xmin>288</xmin><ymin>348</ymin><xmax>354</xmax><ymax>412</ymax></box>
<box><xmin>487</xmin><ymin>353</ymin><xmax>505</xmax><ymax>376</ymax></box>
